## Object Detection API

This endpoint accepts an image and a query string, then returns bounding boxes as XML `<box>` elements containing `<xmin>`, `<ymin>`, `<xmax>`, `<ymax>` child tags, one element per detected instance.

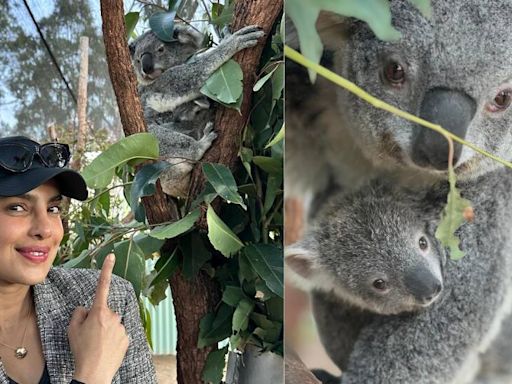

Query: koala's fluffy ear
<box><xmin>285</xmin><ymin>240</ymin><xmax>320</xmax><ymax>292</ymax></box>
<box><xmin>173</xmin><ymin>25</ymin><xmax>203</xmax><ymax>48</ymax></box>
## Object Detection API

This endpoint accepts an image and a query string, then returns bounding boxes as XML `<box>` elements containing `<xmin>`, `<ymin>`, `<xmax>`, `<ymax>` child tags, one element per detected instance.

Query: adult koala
<box><xmin>130</xmin><ymin>25</ymin><xmax>264</xmax><ymax>197</ymax></box>
<box><xmin>286</xmin><ymin>0</ymin><xmax>512</xmax><ymax>382</ymax></box>
<box><xmin>286</xmin><ymin>0</ymin><xmax>512</xmax><ymax>198</ymax></box>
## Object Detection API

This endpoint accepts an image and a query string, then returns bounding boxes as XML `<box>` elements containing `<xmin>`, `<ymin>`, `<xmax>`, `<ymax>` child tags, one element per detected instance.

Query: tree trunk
<box><xmin>188</xmin><ymin>0</ymin><xmax>284</xmax><ymax>227</ymax></box>
<box><xmin>99</xmin><ymin>0</ymin><xmax>282</xmax><ymax>382</ymax></box>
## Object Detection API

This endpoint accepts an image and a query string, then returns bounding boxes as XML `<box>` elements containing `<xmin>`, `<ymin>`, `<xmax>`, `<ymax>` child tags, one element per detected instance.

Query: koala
<box><xmin>312</xmin><ymin>168</ymin><xmax>512</xmax><ymax>384</ymax></box>
<box><xmin>286</xmin><ymin>0</ymin><xmax>512</xmax><ymax>200</ymax></box>
<box><xmin>286</xmin><ymin>182</ymin><xmax>446</xmax><ymax>316</ymax></box>
<box><xmin>130</xmin><ymin>24</ymin><xmax>264</xmax><ymax>197</ymax></box>
<box><xmin>286</xmin><ymin>2</ymin><xmax>512</xmax><ymax>382</ymax></box>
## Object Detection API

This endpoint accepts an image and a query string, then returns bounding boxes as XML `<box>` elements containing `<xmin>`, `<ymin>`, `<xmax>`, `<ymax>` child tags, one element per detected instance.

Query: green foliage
<box><xmin>82</xmin><ymin>133</ymin><xmax>159</xmax><ymax>189</ymax></box>
<box><xmin>58</xmin><ymin>4</ymin><xmax>283</xmax><ymax>382</ymax></box>
<box><xmin>200</xmin><ymin>60</ymin><xmax>244</xmax><ymax>109</ymax></box>
<box><xmin>207</xmin><ymin>204</ymin><xmax>244</xmax><ymax>257</ymax></box>
<box><xmin>286</xmin><ymin>0</ymin><xmax>431</xmax><ymax>81</ymax></box>
<box><xmin>149</xmin><ymin>11</ymin><xmax>179</xmax><ymax>42</ymax></box>
<box><xmin>202</xmin><ymin>163</ymin><xmax>246</xmax><ymax>209</ymax></box>
<box><xmin>244</xmin><ymin>244</ymin><xmax>283</xmax><ymax>298</ymax></box>
<box><xmin>149</xmin><ymin>209</ymin><xmax>200</xmax><ymax>239</ymax></box>
<box><xmin>202</xmin><ymin>346</ymin><xmax>228</xmax><ymax>384</ymax></box>
<box><xmin>435</xmin><ymin>168</ymin><xmax>472</xmax><ymax>260</ymax></box>
<box><xmin>125</xmin><ymin>12</ymin><xmax>140</xmax><ymax>39</ymax></box>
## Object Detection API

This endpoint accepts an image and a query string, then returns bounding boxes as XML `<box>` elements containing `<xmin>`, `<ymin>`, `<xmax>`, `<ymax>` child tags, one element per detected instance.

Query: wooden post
<box><xmin>72</xmin><ymin>36</ymin><xmax>89</xmax><ymax>171</ymax></box>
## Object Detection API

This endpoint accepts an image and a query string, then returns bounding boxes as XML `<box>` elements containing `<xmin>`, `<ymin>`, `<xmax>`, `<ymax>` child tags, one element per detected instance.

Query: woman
<box><xmin>0</xmin><ymin>135</ymin><xmax>157</xmax><ymax>384</ymax></box>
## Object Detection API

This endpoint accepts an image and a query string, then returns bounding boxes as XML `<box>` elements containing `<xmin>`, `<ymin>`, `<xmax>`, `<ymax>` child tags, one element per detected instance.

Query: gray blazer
<box><xmin>0</xmin><ymin>268</ymin><xmax>157</xmax><ymax>384</ymax></box>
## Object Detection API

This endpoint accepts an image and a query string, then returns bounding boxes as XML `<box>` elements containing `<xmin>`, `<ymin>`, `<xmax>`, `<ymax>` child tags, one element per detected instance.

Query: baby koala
<box><xmin>286</xmin><ymin>182</ymin><xmax>446</xmax><ymax>315</ymax></box>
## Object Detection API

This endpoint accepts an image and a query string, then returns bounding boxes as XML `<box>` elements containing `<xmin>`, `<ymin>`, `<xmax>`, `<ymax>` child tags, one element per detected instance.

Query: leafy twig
<box><xmin>284</xmin><ymin>45</ymin><xmax>512</xmax><ymax>171</ymax></box>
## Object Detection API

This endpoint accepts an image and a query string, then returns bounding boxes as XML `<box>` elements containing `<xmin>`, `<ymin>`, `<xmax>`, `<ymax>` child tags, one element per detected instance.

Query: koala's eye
<box><xmin>488</xmin><ymin>89</ymin><xmax>512</xmax><ymax>113</ymax></box>
<box><xmin>157</xmin><ymin>45</ymin><xmax>165</xmax><ymax>53</ymax></box>
<box><xmin>373</xmin><ymin>279</ymin><xmax>388</xmax><ymax>291</ymax></box>
<box><xmin>384</xmin><ymin>62</ymin><xmax>406</xmax><ymax>86</ymax></box>
<box><xmin>418</xmin><ymin>236</ymin><xmax>428</xmax><ymax>251</ymax></box>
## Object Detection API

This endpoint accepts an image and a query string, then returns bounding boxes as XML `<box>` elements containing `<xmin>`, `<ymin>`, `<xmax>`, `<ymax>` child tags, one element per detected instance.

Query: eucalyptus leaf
<box><xmin>265</xmin><ymin>124</ymin><xmax>284</xmax><ymax>149</ymax></box>
<box><xmin>200</xmin><ymin>60</ymin><xmax>243</xmax><ymax>105</ymax></box>
<box><xmin>133</xmin><ymin>233</ymin><xmax>165</xmax><ymax>259</ymax></box>
<box><xmin>244</xmin><ymin>244</ymin><xmax>283</xmax><ymax>298</ymax></box>
<box><xmin>125</xmin><ymin>12</ymin><xmax>139</xmax><ymax>39</ymax></box>
<box><xmin>271</xmin><ymin>63</ymin><xmax>284</xmax><ymax>117</ymax></box>
<box><xmin>211</xmin><ymin>1</ymin><xmax>234</xmax><ymax>26</ymax></box>
<box><xmin>222</xmin><ymin>286</ymin><xmax>244</xmax><ymax>307</ymax></box>
<box><xmin>264</xmin><ymin>174</ymin><xmax>282</xmax><ymax>215</ymax></box>
<box><xmin>253</xmin><ymin>65</ymin><xmax>279</xmax><ymax>92</ymax></box>
<box><xmin>253</xmin><ymin>156</ymin><xmax>283</xmax><ymax>175</ymax></box>
<box><xmin>198</xmin><ymin>304</ymin><xmax>234</xmax><ymax>348</ymax></box>
<box><xmin>202</xmin><ymin>346</ymin><xmax>228</xmax><ymax>384</ymax></box>
<box><xmin>232</xmin><ymin>298</ymin><xmax>255</xmax><ymax>332</ymax></box>
<box><xmin>149</xmin><ymin>209</ymin><xmax>200</xmax><ymax>239</ymax></box>
<box><xmin>147</xmin><ymin>279</ymin><xmax>168</xmax><ymax>306</ymax></box>
<box><xmin>202</xmin><ymin>163</ymin><xmax>246</xmax><ymax>209</ymax></box>
<box><xmin>96</xmin><ymin>238</ymin><xmax>145</xmax><ymax>297</ymax></box>
<box><xmin>180</xmin><ymin>233</ymin><xmax>212</xmax><ymax>280</ymax></box>
<box><xmin>207</xmin><ymin>204</ymin><xmax>244</xmax><ymax>257</ymax></box>
<box><xmin>62</xmin><ymin>249</ymin><xmax>91</xmax><ymax>269</ymax></box>
<box><xmin>149</xmin><ymin>11</ymin><xmax>178</xmax><ymax>42</ymax></box>
<box><xmin>130</xmin><ymin>161</ymin><xmax>170</xmax><ymax>222</ymax></box>
<box><xmin>82</xmin><ymin>133</ymin><xmax>159</xmax><ymax>189</ymax></box>
<box><xmin>149</xmin><ymin>248</ymin><xmax>179</xmax><ymax>287</ymax></box>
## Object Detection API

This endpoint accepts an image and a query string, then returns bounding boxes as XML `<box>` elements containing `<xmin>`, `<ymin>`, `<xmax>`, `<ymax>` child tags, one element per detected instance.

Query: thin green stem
<box><xmin>284</xmin><ymin>45</ymin><xmax>512</xmax><ymax>170</ymax></box>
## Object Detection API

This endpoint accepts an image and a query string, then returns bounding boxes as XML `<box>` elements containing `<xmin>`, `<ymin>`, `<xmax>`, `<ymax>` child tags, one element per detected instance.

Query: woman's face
<box><xmin>0</xmin><ymin>181</ymin><xmax>64</xmax><ymax>287</ymax></box>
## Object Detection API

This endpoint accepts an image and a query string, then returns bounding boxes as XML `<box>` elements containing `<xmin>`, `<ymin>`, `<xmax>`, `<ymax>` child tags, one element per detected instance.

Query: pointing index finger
<box><xmin>93</xmin><ymin>253</ymin><xmax>115</xmax><ymax>309</ymax></box>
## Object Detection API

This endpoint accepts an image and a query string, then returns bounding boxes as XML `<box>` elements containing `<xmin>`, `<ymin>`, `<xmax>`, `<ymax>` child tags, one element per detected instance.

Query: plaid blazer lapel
<box><xmin>33</xmin><ymin>277</ymin><xmax>76</xmax><ymax>384</ymax></box>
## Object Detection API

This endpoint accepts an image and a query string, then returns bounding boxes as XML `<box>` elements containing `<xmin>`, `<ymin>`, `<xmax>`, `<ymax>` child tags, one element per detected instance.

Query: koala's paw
<box><xmin>228</xmin><ymin>25</ymin><xmax>264</xmax><ymax>50</ymax></box>
<box><xmin>199</xmin><ymin>122</ymin><xmax>218</xmax><ymax>150</ymax></box>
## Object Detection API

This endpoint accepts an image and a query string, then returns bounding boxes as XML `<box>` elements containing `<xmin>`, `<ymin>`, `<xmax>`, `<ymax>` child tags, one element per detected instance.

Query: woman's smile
<box><xmin>0</xmin><ymin>182</ymin><xmax>63</xmax><ymax>286</ymax></box>
<box><xmin>15</xmin><ymin>246</ymin><xmax>51</xmax><ymax>264</ymax></box>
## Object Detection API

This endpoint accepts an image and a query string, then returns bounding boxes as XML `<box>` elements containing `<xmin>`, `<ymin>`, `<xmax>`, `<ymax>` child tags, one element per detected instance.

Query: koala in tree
<box><xmin>130</xmin><ymin>24</ymin><xmax>264</xmax><ymax>197</ymax></box>
<box><xmin>286</xmin><ymin>182</ymin><xmax>445</xmax><ymax>316</ymax></box>
<box><xmin>286</xmin><ymin>0</ymin><xmax>512</xmax><ymax>199</ymax></box>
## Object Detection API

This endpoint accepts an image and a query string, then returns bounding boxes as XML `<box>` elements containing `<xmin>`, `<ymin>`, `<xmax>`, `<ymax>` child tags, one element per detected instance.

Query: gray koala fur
<box><xmin>286</xmin><ymin>1</ymin><xmax>512</xmax><ymax>382</ymax></box>
<box><xmin>286</xmin><ymin>182</ymin><xmax>446</xmax><ymax>316</ymax></box>
<box><xmin>286</xmin><ymin>0</ymin><xmax>512</xmax><ymax>200</ymax></box>
<box><xmin>130</xmin><ymin>24</ymin><xmax>264</xmax><ymax>197</ymax></box>
<box><xmin>323</xmin><ymin>169</ymin><xmax>512</xmax><ymax>384</ymax></box>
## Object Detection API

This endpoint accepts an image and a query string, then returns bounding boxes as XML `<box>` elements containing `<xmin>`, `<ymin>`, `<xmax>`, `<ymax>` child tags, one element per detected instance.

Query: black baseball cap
<box><xmin>0</xmin><ymin>136</ymin><xmax>88</xmax><ymax>200</ymax></box>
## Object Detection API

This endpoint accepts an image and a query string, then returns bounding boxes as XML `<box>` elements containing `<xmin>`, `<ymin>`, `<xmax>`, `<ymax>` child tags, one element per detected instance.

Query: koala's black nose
<box><xmin>412</xmin><ymin>88</ymin><xmax>476</xmax><ymax>170</ymax></box>
<box><xmin>404</xmin><ymin>265</ymin><xmax>443</xmax><ymax>304</ymax></box>
<box><xmin>141</xmin><ymin>52</ymin><xmax>154</xmax><ymax>75</ymax></box>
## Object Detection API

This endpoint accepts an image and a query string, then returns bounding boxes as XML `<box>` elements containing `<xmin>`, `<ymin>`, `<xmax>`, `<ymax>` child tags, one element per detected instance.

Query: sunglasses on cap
<box><xmin>0</xmin><ymin>142</ymin><xmax>70</xmax><ymax>173</ymax></box>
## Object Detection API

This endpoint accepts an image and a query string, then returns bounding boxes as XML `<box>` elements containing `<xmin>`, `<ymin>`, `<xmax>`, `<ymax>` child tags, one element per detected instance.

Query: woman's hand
<box><xmin>68</xmin><ymin>254</ymin><xmax>129</xmax><ymax>384</ymax></box>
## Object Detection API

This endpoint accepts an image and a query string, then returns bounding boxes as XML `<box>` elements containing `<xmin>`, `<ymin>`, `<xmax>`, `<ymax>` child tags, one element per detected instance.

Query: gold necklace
<box><xmin>0</xmin><ymin>302</ymin><xmax>31</xmax><ymax>359</ymax></box>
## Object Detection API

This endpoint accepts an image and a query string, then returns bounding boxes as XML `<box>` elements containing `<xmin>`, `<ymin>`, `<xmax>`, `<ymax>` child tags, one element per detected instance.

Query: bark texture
<box><xmin>100</xmin><ymin>1</ymin><xmax>282</xmax><ymax>382</ymax></box>
<box><xmin>285</xmin><ymin>350</ymin><xmax>322</xmax><ymax>384</ymax></box>
<box><xmin>189</xmin><ymin>0</ymin><xmax>284</xmax><ymax>227</ymax></box>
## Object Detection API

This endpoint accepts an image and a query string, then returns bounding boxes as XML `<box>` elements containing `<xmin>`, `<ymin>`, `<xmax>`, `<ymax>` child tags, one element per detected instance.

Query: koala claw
<box><xmin>199</xmin><ymin>122</ymin><xmax>217</xmax><ymax>149</ymax></box>
<box><xmin>203</xmin><ymin>122</ymin><xmax>215</xmax><ymax>136</ymax></box>
<box><xmin>225</xmin><ymin>25</ymin><xmax>264</xmax><ymax>50</ymax></box>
